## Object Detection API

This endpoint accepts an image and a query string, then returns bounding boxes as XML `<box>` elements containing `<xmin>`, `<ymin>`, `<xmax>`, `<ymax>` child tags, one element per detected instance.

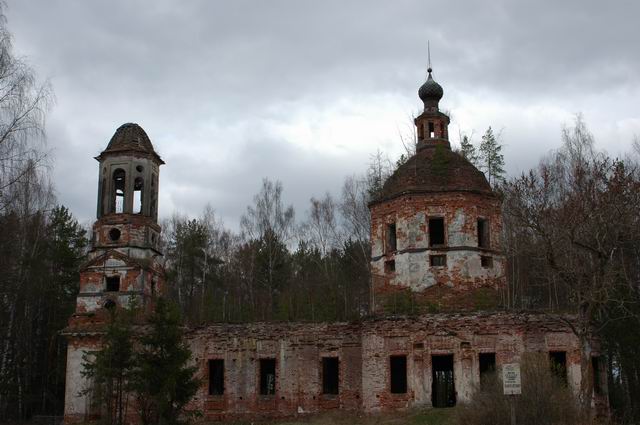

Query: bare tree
<box><xmin>503</xmin><ymin>116</ymin><xmax>640</xmax><ymax>416</ymax></box>
<box><xmin>240</xmin><ymin>178</ymin><xmax>295</xmax><ymax>315</ymax></box>
<box><xmin>0</xmin><ymin>5</ymin><xmax>52</xmax><ymax>213</ymax></box>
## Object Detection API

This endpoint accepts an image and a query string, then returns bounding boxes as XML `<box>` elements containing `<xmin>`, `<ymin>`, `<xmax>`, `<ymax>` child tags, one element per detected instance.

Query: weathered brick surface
<box><xmin>179</xmin><ymin>312</ymin><xmax>604</xmax><ymax>420</ymax></box>
<box><xmin>370</xmin><ymin>191</ymin><xmax>505</xmax><ymax>311</ymax></box>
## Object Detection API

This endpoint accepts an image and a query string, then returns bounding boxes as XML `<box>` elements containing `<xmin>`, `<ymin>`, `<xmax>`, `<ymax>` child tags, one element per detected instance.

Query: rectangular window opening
<box><xmin>208</xmin><ymin>359</ymin><xmax>224</xmax><ymax>395</ymax></box>
<box><xmin>549</xmin><ymin>351</ymin><xmax>567</xmax><ymax>383</ymax></box>
<box><xmin>428</xmin><ymin>122</ymin><xmax>435</xmax><ymax>139</ymax></box>
<box><xmin>481</xmin><ymin>256</ymin><xmax>493</xmax><ymax>268</ymax></box>
<box><xmin>385</xmin><ymin>260</ymin><xmax>396</xmax><ymax>273</ymax></box>
<box><xmin>429</xmin><ymin>218</ymin><xmax>445</xmax><ymax>246</ymax></box>
<box><xmin>477</xmin><ymin>218</ymin><xmax>490</xmax><ymax>248</ymax></box>
<box><xmin>432</xmin><ymin>354</ymin><xmax>456</xmax><ymax>408</ymax></box>
<box><xmin>105</xmin><ymin>276</ymin><xmax>120</xmax><ymax>292</ymax></box>
<box><xmin>386</xmin><ymin>223</ymin><xmax>397</xmax><ymax>252</ymax></box>
<box><xmin>390</xmin><ymin>355</ymin><xmax>407</xmax><ymax>394</ymax></box>
<box><xmin>417</xmin><ymin>124</ymin><xmax>424</xmax><ymax>139</ymax></box>
<box><xmin>430</xmin><ymin>255</ymin><xmax>447</xmax><ymax>267</ymax></box>
<box><xmin>479</xmin><ymin>353</ymin><xmax>496</xmax><ymax>388</ymax></box>
<box><xmin>133</xmin><ymin>177</ymin><xmax>144</xmax><ymax>214</ymax></box>
<box><xmin>592</xmin><ymin>356</ymin><xmax>602</xmax><ymax>394</ymax></box>
<box><xmin>322</xmin><ymin>357</ymin><xmax>340</xmax><ymax>395</ymax></box>
<box><xmin>259</xmin><ymin>358</ymin><xmax>276</xmax><ymax>395</ymax></box>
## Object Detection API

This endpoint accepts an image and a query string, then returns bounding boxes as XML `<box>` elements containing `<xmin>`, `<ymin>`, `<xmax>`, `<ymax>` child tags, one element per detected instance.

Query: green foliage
<box><xmin>132</xmin><ymin>299</ymin><xmax>199</xmax><ymax>425</ymax></box>
<box><xmin>83</xmin><ymin>300</ymin><xmax>199</xmax><ymax>425</ymax></box>
<box><xmin>0</xmin><ymin>205</ymin><xmax>87</xmax><ymax>420</ymax></box>
<box><xmin>472</xmin><ymin>288</ymin><xmax>500</xmax><ymax>310</ymax></box>
<box><xmin>479</xmin><ymin>126</ymin><xmax>506</xmax><ymax>186</ymax></box>
<box><xmin>82</xmin><ymin>308</ymin><xmax>136</xmax><ymax>425</ymax></box>
<box><xmin>459</xmin><ymin>134</ymin><xmax>479</xmax><ymax>166</ymax></box>
<box><xmin>431</xmin><ymin>144</ymin><xmax>451</xmax><ymax>177</ymax></box>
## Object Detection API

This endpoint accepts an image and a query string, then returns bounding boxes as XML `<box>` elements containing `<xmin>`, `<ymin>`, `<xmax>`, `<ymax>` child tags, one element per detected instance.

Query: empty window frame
<box><xmin>385</xmin><ymin>260</ymin><xmax>396</xmax><ymax>273</ymax></box>
<box><xmin>428</xmin><ymin>218</ymin><xmax>445</xmax><ymax>246</ymax></box>
<box><xmin>322</xmin><ymin>357</ymin><xmax>340</xmax><ymax>395</ymax></box>
<box><xmin>430</xmin><ymin>255</ymin><xmax>447</xmax><ymax>267</ymax></box>
<box><xmin>477</xmin><ymin>218</ymin><xmax>490</xmax><ymax>248</ymax></box>
<box><xmin>592</xmin><ymin>356</ymin><xmax>602</xmax><ymax>394</ymax></box>
<box><xmin>259</xmin><ymin>358</ymin><xmax>276</xmax><ymax>395</ymax></box>
<box><xmin>386</xmin><ymin>223</ymin><xmax>397</xmax><ymax>253</ymax></box>
<box><xmin>432</xmin><ymin>354</ymin><xmax>456</xmax><ymax>408</ymax></box>
<box><xmin>480</xmin><ymin>256</ymin><xmax>493</xmax><ymax>268</ymax></box>
<box><xmin>133</xmin><ymin>177</ymin><xmax>144</xmax><ymax>214</ymax></box>
<box><xmin>428</xmin><ymin>122</ymin><xmax>435</xmax><ymax>138</ymax></box>
<box><xmin>105</xmin><ymin>276</ymin><xmax>120</xmax><ymax>292</ymax></box>
<box><xmin>390</xmin><ymin>355</ymin><xmax>407</xmax><ymax>394</ymax></box>
<box><xmin>208</xmin><ymin>359</ymin><xmax>224</xmax><ymax>395</ymax></box>
<box><xmin>112</xmin><ymin>169</ymin><xmax>126</xmax><ymax>214</ymax></box>
<box><xmin>549</xmin><ymin>351</ymin><xmax>567</xmax><ymax>383</ymax></box>
<box><xmin>479</xmin><ymin>353</ymin><xmax>496</xmax><ymax>388</ymax></box>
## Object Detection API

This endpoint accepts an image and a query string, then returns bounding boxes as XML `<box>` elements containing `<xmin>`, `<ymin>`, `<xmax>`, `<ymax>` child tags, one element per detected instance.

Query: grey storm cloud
<box><xmin>7</xmin><ymin>0</ymin><xmax>640</xmax><ymax>228</ymax></box>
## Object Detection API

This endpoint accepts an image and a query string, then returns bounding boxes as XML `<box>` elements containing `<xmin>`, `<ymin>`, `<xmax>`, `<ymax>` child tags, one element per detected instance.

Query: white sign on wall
<box><xmin>502</xmin><ymin>363</ymin><xmax>522</xmax><ymax>395</ymax></box>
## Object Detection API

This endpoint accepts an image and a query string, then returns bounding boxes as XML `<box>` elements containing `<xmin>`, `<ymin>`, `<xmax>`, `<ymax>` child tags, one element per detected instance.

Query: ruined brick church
<box><xmin>62</xmin><ymin>67</ymin><xmax>607</xmax><ymax>423</ymax></box>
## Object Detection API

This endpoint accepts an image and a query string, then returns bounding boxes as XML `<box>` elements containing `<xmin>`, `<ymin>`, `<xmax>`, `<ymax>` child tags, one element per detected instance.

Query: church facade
<box><xmin>62</xmin><ymin>69</ymin><xmax>607</xmax><ymax>423</ymax></box>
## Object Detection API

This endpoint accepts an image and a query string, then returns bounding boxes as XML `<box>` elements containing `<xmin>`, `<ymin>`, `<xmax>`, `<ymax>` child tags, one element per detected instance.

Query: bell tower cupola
<box><xmin>415</xmin><ymin>67</ymin><xmax>450</xmax><ymax>150</ymax></box>
<box><xmin>93</xmin><ymin>123</ymin><xmax>164</xmax><ymax>252</ymax></box>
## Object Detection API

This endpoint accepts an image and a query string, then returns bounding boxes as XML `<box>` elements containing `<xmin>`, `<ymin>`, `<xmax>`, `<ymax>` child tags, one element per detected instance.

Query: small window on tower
<box><xmin>385</xmin><ymin>259</ymin><xmax>395</xmax><ymax>273</ymax></box>
<box><xmin>429</xmin><ymin>218</ymin><xmax>445</xmax><ymax>246</ymax></box>
<box><xmin>386</xmin><ymin>223</ymin><xmax>397</xmax><ymax>252</ymax></box>
<box><xmin>417</xmin><ymin>123</ymin><xmax>424</xmax><ymax>140</ymax></box>
<box><xmin>481</xmin><ymin>256</ymin><xmax>493</xmax><ymax>268</ymax></box>
<box><xmin>428</xmin><ymin>122</ymin><xmax>435</xmax><ymax>138</ymax></box>
<box><xmin>430</xmin><ymin>255</ymin><xmax>447</xmax><ymax>267</ymax></box>
<box><xmin>133</xmin><ymin>177</ymin><xmax>144</xmax><ymax>214</ymax></box>
<box><xmin>105</xmin><ymin>276</ymin><xmax>120</xmax><ymax>292</ymax></box>
<box><xmin>440</xmin><ymin>122</ymin><xmax>445</xmax><ymax>138</ymax></box>
<box><xmin>112</xmin><ymin>169</ymin><xmax>126</xmax><ymax>214</ymax></box>
<box><xmin>477</xmin><ymin>218</ymin><xmax>490</xmax><ymax>248</ymax></box>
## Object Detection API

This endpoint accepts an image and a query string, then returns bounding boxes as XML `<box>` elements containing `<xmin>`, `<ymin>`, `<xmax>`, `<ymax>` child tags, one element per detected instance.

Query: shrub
<box><xmin>456</xmin><ymin>353</ymin><xmax>582</xmax><ymax>425</ymax></box>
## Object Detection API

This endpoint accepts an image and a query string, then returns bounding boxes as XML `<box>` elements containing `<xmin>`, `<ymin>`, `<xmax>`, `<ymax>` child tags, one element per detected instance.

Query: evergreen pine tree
<box><xmin>81</xmin><ymin>307</ymin><xmax>135</xmax><ymax>425</ymax></box>
<box><xmin>459</xmin><ymin>134</ymin><xmax>479</xmax><ymax>166</ymax></box>
<box><xmin>479</xmin><ymin>126</ymin><xmax>506</xmax><ymax>187</ymax></box>
<box><xmin>132</xmin><ymin>299</ymin><xmax>199</xmax><ymax>425</ymax></box>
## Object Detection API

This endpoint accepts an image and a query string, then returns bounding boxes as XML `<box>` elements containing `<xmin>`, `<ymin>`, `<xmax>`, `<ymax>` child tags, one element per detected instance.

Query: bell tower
<box><xmin>63</xmin><ymin>123</ymin><xmax>166</xmax><ymax>423</ymax></box>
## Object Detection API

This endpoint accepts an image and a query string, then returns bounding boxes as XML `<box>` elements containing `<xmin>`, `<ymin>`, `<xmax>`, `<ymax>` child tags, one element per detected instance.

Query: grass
<box><xmin>221</xmin><ymin>407</ymin><xmax>457</xmax><ymax>425</ymax></box>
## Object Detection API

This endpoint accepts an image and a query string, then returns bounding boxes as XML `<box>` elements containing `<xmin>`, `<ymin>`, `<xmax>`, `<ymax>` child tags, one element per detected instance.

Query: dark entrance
<box><xmin>432</xmin><ymin>355</ymin><xmax>455</xmax><ymax>408</ymax></box>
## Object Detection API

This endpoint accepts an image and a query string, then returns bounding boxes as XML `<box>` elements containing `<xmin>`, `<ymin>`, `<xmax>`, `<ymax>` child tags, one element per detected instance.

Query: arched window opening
<box><xmin>134</xmin><ymin>177</ymin><xmax>144</xmax><ymax>214</ymax></box>
<box><xmin>112</xmin><ymin>169</ymin><xmax>126</xmax><ymax>213</ymax></box>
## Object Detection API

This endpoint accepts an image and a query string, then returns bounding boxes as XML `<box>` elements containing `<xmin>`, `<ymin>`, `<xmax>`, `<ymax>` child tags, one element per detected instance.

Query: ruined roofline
<box><xmin>368</xmin><ymin>187</ymin><xmax>499</xmax><ymax>208</ymax></box>
<box><xmin>183</xmin><ymin>310</ymin><xmax>580</xmax><ymax>333</ymax></box>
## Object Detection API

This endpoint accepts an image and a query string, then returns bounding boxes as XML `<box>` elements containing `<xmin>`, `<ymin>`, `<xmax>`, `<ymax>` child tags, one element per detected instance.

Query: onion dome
<box><xmin>418</xmin><ymin>68</ymin><xmax>444</xmax><ymax>109</ymax></box>
<box><xmin>99</xmin><ymin>123</ymin><xmax>163</xmax><ymax>163</ymax></box>
<box><xmin>371</xmin><ymin>147</ymin><xmax>493</xmax><ymax>204</ymax></box>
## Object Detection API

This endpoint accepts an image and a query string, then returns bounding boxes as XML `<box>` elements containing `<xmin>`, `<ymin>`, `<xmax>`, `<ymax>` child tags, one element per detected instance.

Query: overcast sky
<box><xmin>7</xmin><ymin>0</ymin><xmax>640</xmax><ymax>229</ymax></box>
